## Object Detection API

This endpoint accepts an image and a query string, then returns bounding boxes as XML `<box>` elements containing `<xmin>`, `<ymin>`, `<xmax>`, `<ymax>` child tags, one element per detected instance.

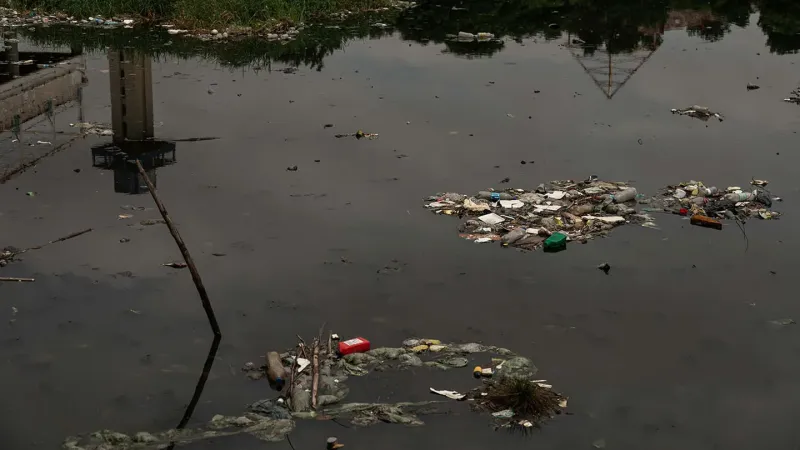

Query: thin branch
<box><xmin>135</xmin><ymin>159</ymin><xmax>221</xmax><ymax>337</ymax></box>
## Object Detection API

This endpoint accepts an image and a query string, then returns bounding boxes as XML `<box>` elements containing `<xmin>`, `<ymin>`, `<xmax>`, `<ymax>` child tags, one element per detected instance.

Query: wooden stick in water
<box><xmin>311</xmin><ymin>340</ymin><xmax>320</xmax><ymax>410</ymax></box>
<box><xmin>135</xmin><ymin>160</ymin><xmax>221</xmax><ymax>337</ymax></box>
<box><xmin>0</xmin><ymin>277</ymin><xmax>34</xmax><ymax>282</ymax></box>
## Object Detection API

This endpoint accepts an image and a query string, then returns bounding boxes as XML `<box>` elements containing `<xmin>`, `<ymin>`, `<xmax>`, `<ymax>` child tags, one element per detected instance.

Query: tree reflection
<box><xmin>15</xmin><ymin>0</ymin><xmax>800</xmax><ymax>67</ymax></box>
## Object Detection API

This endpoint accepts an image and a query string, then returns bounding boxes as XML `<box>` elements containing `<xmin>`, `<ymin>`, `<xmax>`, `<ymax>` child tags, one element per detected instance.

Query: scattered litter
<box><xmin>690</xmin><ymin>215</ymin><xmax>722</xmax><ymax>230</ymax></box>
<box><xmin>167</xmin><ymin>29</ymin><xmax>189</xmax><ymax>35</ymax></box>
<box><xmin>784</xmin><ymin>87</ymin><xmax>799</xmax><ymax>104</ymax></box>
<box><xmin>751</xmin><ymin>178</ymin><xmax>769</xmax><ymax>187</ymax></box>
<box><xmin>474</xmin><ymin>238</ymin><xmax>493</xmax><ymax>243</ymax></box>
<box><xmin>453</xmin><ymin>31</ymin><xmax>496</xmax><ymax>41</ymax></box>
<box><xmin>338</xmin><ymin>337</ymin><xmax>371</xmax><ymax>355</ymax></box>
<box><xmin>430</xmin><ymin>388</ymin><xmax>466</xmax><ymax>400</ymax></box>
<box><xmin>128</xmin><ymin>309</ymin><xmax>141</xmax><ymax>315</ymax></box>
<box><xmin>769</xmin><ymin>318</ymin><xmax>796</xmax><ymax>327</ymax></box>
<box><xmin>499</xmin><ymin>199</ymin><xmax>524</xmax><ymax>209</ymax></box>
<box><xmin>597</xmin><ymin>262</ymin><xmax>611</xmax><ymax>274</ymax></box>
<box><xmin>266</xmin><ymin>351</ymin><xmax>286</xmax><ymax>389</ymax></box>
<box><xmin>72</xmin><ymin>337</ymin><xmax>563</xmax><ymax>448</ymax></box>
<box><xmin>671</xmin><ymin>105</ymin><xmax>723</xmax><ymax>121</ymax></box>
<box><xmin>326</xmin><ymin>437</ymin><xmax>344</xmax><ymax>450</ymax></box>
<box><xmin>36</xmin><ymin>140</ymin><xmax>52</xmax><ymax>145</ymax></box>
<box><xmin>479</xmin><ymin>213</ymin><xmax>505</xmax><ymax>225</ymax></box>
<box><xmin>295</xmin><ymin>357</ymin><xmax>311</xmax><ymax>373</ymax></box>
<box><xmin>286</xmin><ymin>166</ymin><xmax>298</xmax><ymax>171</ymax></box>
<box><xmin>118</xmin><ymin>214</ymin><xmax>133</xmax><ymax>220</ymax></box>
<box><xmin>334</xmin><ymin>130</ymin><xmax>379</xmax><ymax>140</ymax></box>
<box><xmin>583</xmin><ymin>215</ymin><xmax>625</xmax><ymax>224</ymax></box>
<box><xmin>491</xmin><ymin>409</ymin><xmax>514</xmax><ymax>418</ymax></box>
<box><xmin>747</xmin><ymin>83</ymin><xmax>760</xmax><ymax>90</ymax></box>
<box><xmin>543</xmin><ymin>233</ymin><xmax>567</xmax><ymax>252</ymax></box>
<box><xmin>162</xmin><ymin>262</ymin><xmax>188</xmax><ymax>268</ymax></box>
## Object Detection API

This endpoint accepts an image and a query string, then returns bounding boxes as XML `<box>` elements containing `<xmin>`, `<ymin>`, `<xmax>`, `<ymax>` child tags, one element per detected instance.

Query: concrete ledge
<box><xmin>0</xmin><ymin>56</ymin><xmax>85</xmax><ymax>131</ymax></box>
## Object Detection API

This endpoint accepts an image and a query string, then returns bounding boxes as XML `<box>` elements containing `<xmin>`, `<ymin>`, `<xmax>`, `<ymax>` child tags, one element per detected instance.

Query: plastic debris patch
<box><xmin>424</xmin><ymin>177</ymin><xmax>781</xmax><ymax>252</ymax></box>
<box><xmin>64</xmin><ymin>339</ymin><xmax>566</xmax><ymax>449</ymax></box>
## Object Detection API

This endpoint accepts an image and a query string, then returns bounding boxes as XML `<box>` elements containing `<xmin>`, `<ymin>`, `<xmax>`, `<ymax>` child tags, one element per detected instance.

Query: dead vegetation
<box><xmin>475</xmin><ymin>377</ymin><xmax>564</xmax><ymax>427</ymax></box>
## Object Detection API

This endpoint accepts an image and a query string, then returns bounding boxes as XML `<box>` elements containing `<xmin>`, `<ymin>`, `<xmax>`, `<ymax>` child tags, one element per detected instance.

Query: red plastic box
<box><xmin>338</xmin><ymin>337</ymin><xmax>371</xmax><ymax>356</ymax></box>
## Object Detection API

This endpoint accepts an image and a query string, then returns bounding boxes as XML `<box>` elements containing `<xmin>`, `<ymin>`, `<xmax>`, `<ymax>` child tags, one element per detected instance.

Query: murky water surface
<box><xmin>2</xmin><ymin>1</ymin><xmax>800</xmax><ymax>448</ymax></box>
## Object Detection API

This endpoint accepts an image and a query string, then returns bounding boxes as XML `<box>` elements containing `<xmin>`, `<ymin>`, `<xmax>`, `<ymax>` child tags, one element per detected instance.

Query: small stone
<box><xmin>232</xmin><ymin>416</ymin><xmax>253</xmax><ymax>426</ymax></box>
<box><xmin>367</xmin><ymin>347</ymin><xmax>405</xmax><ymax>360</ymax></box>
<box><xmin>439</xmin><ymin>357</ymin><xmax>469</xmax><ymax>368</ymax></box>
<box><xmin>455</xmin><ymin>343</ymin><xmax>486</xmax><ymax>353</ymax></box>
<box><xmin>133</xmin><ymin>432</ymin><xmax>158</xmax><ymax>443</ymax></box>
<box><xmin>402</xmin><ymin>338</ymin><xmax>421</xmax><ymax>347</ymax></box>
<box><xmin>103</xmin><ymin>431</ymin><xmax>130</xmax><ymax>444</ymax></box>
<box><xmin>398</xmin><ymin>353</ymin><xmax>423</xmax><ymax>367</ymax></box>
<box><xmin>211</xmin><ymin>29</ymin><xmax>218</xmax><ymax>34</ymax></box>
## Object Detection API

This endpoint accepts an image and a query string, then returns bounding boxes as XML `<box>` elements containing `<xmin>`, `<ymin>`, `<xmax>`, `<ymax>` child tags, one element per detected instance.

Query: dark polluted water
<box><xmin>2</xmin><ymin>0</ymin><xmax>800</xmax><ymax>448</ymax></box>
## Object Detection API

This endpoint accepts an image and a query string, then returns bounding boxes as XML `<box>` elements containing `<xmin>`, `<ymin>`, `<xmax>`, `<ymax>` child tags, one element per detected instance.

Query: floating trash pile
<box><xmin>424</xmin><ymin>178</ymin><xmax>653</xmax><ymax>252</ymax></box>
<box><xmin>671</xmin><ymin>105</ymin><xmax>724</xmax><ymax>121</ymax></box>
<box><xmin>644</xmin><ymin>179</ymin><xmax>781</xmax><ymax>223</ymax></box>
<box><xmin>425</xmin><ymin>177</ymin><xmax>783</xmax><ymax>251</ymax></box>
<box><xmin>64</xmin><ymin>338</ymin><xmax>564</xmax><ymax>449</ymax></box>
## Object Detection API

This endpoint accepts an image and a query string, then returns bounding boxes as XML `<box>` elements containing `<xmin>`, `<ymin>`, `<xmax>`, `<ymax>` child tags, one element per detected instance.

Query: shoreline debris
<box><xmin>671</xmin><ymin>105</ymin><xmax>723</xmax><ymax>121</ymax></box>
<box><xmin>66</xmin><ymin>337</ymin><xmax>564</xmax><ymax>449</ymax></box>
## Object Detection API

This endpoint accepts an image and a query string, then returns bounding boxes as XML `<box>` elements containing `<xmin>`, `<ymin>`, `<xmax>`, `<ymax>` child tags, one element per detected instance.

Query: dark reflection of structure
<box><xmin>92</xmin><ymin>140</ymin><xmax>176</xmax><ymax>194</ymax></box>
<box><xmin>1</xmin><ymin>29</ymin><xmax>82</xmax><ymax>85</ymax></box>
<box><xmin>91</xmin><ymin>49</ymin><xmax>176</xmax><ymax>194</ymax></box>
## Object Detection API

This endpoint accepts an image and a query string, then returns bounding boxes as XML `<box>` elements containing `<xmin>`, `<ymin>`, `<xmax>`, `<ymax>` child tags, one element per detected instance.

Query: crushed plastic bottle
<box><xmin>612</xmin><ymin>188</ymin><xmax>637</xmax><ymax>203</ymax></box>
<box><xmin>266</xmin><ymin>351</ymin><xmax>286</xmax><ymax>390</ymax></box>
<box><xmin>724</xmin><ymin>191</ymin><xmax>755</xmax><ymax>202</ymax></box>
<box><xmin>500</xmin><ymin>228</ymin><xmax>526</xmax><ymax>246</ymax></box>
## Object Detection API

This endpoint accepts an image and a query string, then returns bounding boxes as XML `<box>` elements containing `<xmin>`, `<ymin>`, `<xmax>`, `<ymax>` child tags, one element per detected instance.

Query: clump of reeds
<box><xmin>478</xmin><ymin>377</ymin><xmax>564</xmax><ymax>426</ymax></box>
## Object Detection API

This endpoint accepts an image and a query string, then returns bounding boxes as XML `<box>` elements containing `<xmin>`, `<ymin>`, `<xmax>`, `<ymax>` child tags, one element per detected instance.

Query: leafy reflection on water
<box><xmin>16</xmin><ymin>0</ymin><xmax>800</xmax><ymax>71</ymax></box>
